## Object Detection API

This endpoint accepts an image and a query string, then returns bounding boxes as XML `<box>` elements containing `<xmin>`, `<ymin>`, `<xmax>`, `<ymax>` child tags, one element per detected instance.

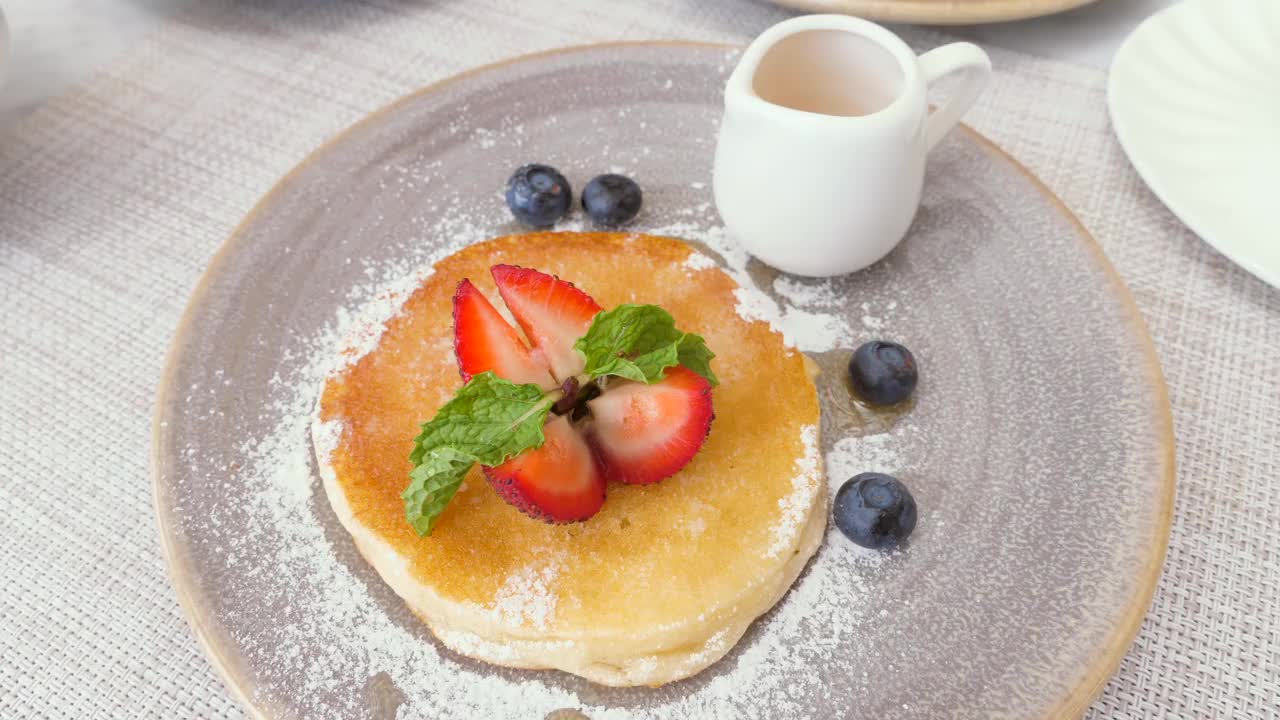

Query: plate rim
<box><xmin>1106</xmin><ymin>0</ymin><xmax>1280</xmax><ymax>289</ymax></box>
<box><xmin>152</xmin><ymin>40</ymin><xmax>1175</xmax><ymax>720</ymax></box>
<box><xmin>764</xmin><ymin>0</ymin><xmax>1100</xmax><ymax>25</ymax></box>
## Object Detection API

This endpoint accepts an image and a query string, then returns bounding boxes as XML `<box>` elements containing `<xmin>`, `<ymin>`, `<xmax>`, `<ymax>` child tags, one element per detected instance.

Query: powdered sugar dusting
<box><xmin>692</xmin><ymin>523</ymin><xmax>882</xmax><ymax>720</ymax></box>
<box><xmin>491</xmin><ymin>558</ymin><xmax>563</xmax><ymax>630</ymax></box>
<box><xmin>827</xmin><ymin>435</ymin><xmax>898</xmax><ymax>486</ymax></box>
<box><xmin>734</xmin><ymin>295</ymin><xmax>851</xmax><ymax>353</ymax></box>
<box><xmin>643</xmin><ymin>213</ymin><xmax>852</xmax><ymax>353</ymax></box>
<box><xmin>682</xmin><ymin>250</ymin><xmax>718</xmax><ymax>272</ymax></box>
<box><xmin>766</xmin><ymin>425</ymin><xmax>821</xmax><ymax>557</ymax></box>
<box><xmin>824</xmin><ymin>422</ymin><xmax>915</xmax><ymax>492</ymax></box>
<box><xmin>773</xmin><ymin>275</ymin><xmax>842</xmax><ymax>308</ymax></box>
<box><xmin>311</xmin><ymin>418</ymin><xmax>343</xmax><ymax>475</ymax></box>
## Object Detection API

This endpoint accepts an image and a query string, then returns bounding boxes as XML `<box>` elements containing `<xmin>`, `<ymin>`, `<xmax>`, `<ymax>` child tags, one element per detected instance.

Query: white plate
<box><xmin>1108</xmin><ymin>0</ymin><xmax>1280</xmax><ymax>288</ymax></box>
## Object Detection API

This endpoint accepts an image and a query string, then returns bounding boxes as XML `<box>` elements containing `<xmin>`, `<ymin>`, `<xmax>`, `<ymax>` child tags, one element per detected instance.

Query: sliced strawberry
<box><xmin>453</xmin><ymin>279</ymin><xmax>556</xmax><ymax>389</ymax></box>
<box><xmin>483</xmin><ymin>415</ymin><xmax>606</xmax><ymax>523</ymax></box>
<box><xmin>490</xmin><ymin>264</ymin><xmax>602</xmax><ymax>382</ymax></box>
<box><xmin>586</xmin><ymin>365</ymin><xmax>714</xmax><ymax>485</ymax></box>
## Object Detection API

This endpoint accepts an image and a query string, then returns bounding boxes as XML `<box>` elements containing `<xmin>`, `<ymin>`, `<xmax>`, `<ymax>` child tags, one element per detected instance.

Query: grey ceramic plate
<box><xmin>154</xmin><ymin>43</ymin><xmax>1174</xmax><ymax>719</ymax></box>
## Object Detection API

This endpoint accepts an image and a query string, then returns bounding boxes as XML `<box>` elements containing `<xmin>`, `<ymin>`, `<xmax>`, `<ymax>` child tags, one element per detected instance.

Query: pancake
<box><xmin>313</xmin><ymin>231</ymin><xmax>825</xmax><ymax>686</ymax></box>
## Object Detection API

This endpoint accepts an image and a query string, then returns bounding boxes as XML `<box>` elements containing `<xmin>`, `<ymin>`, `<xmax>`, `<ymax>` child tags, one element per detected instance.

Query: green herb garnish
<box><xmin>574</xmin><ymin>304</ymin><xmax>718</xmax><ymax>387</ymax></box>
<box><xmin>405</xmin><ymin>304</ymin><xmax>715</xmax><ymax>535</ymax></box>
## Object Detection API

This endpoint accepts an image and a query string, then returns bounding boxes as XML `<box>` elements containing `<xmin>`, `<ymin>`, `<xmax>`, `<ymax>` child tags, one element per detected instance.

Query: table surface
<box><xmin>0</xmin><ymin>0</ymin><xmax>1176</xmax><ymax>130</ymax></box>
<box><xmin>1</xmin><ymin>0</ymin><xmax>1276</xmax><ymax>718</ymax></box>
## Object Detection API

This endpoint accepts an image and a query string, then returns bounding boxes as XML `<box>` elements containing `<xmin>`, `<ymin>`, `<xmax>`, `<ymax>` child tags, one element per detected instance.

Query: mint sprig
<box><xmin>574</xmin><ymin>304</ymin><xmax>719</xmax><ymax>386</ymax></box>
<box><xmin>404</xmin><ymin>372</ymin><xmax>556</xmax><ymax>535</ymax></box>
<box><xmin>405</xmin><ymin>304</ymin><xmax>717</xmax><ymax>535</ymax></box>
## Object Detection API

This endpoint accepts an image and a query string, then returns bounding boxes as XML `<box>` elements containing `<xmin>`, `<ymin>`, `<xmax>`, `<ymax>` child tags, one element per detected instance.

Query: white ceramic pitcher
<box><xmin>713</xmin><ymin>15</ymin><xmax>991</xmax><ymax>277</ymax></box>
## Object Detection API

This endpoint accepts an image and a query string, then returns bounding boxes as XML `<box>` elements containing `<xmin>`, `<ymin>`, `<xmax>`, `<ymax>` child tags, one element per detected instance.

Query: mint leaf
<box><xmin>403</xmin><ymin>446</ymin><xmax>474</xmax><ymax>535</ymax></box>
<box><xmin>411</xmin><ymin>372</ymin><xmax>553</xmax><ymax>466</ymax></box>
<box><xmin>575</xmin><ymin>304</ymin><xmax>718</xmax><ymax>386</ymax></box>
<box><xmin>676</xmin><ymin>333</ymin><xmax>716</xmax><ymax>383</ymax></box>
<box><xmin>404</xmin><ymin>372</ymin><xmax>557</xmax><ymax>535</ymax></box>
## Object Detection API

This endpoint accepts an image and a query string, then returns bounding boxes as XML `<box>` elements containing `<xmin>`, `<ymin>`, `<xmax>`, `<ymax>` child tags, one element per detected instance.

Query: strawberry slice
<box><xmin>453</xmin><ymin>279</ymin><xmax>556</xmax><ymax>389</ymax></box>
<box><xmin>490</xmin><ymin>264</ymin><xmax>602</xmax><ymax>382</ymax></box>
<box><xmin>586</xmin><ymin>366</ymin><xmax>714</xmax><ymax>485</ymax></box>
<box><xmin>483</xmin><ymin>414</ymin><xmax>606</xmax><ymax>522</ymax></box>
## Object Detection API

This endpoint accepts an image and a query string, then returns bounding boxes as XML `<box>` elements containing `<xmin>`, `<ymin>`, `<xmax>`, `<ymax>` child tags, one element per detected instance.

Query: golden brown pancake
<box><xmin>313</xmin><ymin>232</ymin><xmax>824</xmax><ymax>686</ymax></box>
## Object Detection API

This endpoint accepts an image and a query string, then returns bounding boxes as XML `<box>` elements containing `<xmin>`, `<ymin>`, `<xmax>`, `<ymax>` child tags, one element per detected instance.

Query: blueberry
<box><xmin>582</xmin><ymin>174</ymin><xmax>642</xmax><ymax>226</ymax></box>
<box><xmin>833</xmin><ymin>473</ymin><xmax>917</xmax><ymax>549</ymax></box>
<box><xmin>505</xmin><ymin>164</ymin><xmax>572</xmax><ymax>227</ymax></box>
<box><xmin>849</xmin><ymin>340</ymin><xmax>918</xmax><ymax>406</ymax></box>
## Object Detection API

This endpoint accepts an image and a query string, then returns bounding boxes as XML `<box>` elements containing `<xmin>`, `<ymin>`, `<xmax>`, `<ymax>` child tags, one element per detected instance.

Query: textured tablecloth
<box><xmin>1</xmin><ymin>1</ymin><xmax>1276</xmax><ymax>717</ymax></box>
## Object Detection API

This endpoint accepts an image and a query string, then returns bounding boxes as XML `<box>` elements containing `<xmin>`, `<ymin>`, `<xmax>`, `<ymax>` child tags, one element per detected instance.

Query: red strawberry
<box><xmin>453</xmin><ymin>279</ymin><xmax>555</xmax><ymax>389</ymax></box>
<box><xmin>490</xmin><ymin>264</ymin><xmax>602</xmax><ymax>382</ymax></box>
<box><xmin>586</xmin><ymin>365</ymin><xmax>714</xmax><ymax>485</ymax></box>
<box><xmin>483</xmin><ymin>415</ymin><xmax>606</xmax><ymax>522</ymax></box>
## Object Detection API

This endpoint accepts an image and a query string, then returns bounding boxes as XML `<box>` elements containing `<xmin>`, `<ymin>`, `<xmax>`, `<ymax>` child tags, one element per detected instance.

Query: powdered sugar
<box><xmin>492</xmin><ymin>558</ymin><xmax>563</xmax><ymax>630</ymax></box>
<box><xmin>738</xmin><ymin>297</ymin><xmax>852</xmax><ymax>353</ymax></box>
<box><xmin>682</xmin><ymin>250</ymin><xmax>718</xmax><ymax>272</ymax></box>
<box><xmin>773</xmin><ymin>275</ymin><xmax>843</xmax><ymax>308</ymax></box>
<box><xmin>824</xmin><ymin>419</ymin><xmax>917</xmax><ymax>491</ymax></box>
<box><xmin>826</xmin><ymin>435</ymin><xmax>901</xmax><ymax>488</ymax></box>
<box><xmin>766</xmin><ymin>425</ymin><xmax>822</xmax><ymax>558</ymax></box>
<box><xmin>648</xmin><ymin>215</ymin><xmax>853</xmax><ymax>353</ymax></box>
<box><xmin>859</xmin><ymin>301</ymin><xmax>898</xmax><ymax>331</ymax></box>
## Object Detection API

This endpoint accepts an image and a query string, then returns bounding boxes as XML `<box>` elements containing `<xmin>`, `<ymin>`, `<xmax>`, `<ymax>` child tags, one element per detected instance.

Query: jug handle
<box><xmin>918</xmin><ymin>43</ymin><xmax>992</xmax><ymax>152</ymax></box>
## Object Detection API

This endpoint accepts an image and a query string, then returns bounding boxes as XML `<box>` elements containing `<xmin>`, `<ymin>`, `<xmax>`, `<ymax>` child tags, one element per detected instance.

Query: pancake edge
<box><xmin>312</xmin><ymin>407</ymin><xmax>825</xmax><ymax>686</ymax></box>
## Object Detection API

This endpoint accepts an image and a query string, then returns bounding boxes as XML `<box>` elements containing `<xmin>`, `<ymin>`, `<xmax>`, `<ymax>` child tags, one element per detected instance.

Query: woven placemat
<box><xmin>0</xmin><ymin>0</ymin><xmax>1275</xmax><ymax>717</ymax></box>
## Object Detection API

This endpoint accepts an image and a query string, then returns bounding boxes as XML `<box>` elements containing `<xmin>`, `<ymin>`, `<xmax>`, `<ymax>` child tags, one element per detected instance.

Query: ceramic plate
<box><xmin>1109</xmin><ymin>0</ymin><xmax>1280</xmax><ymax>288</ymax></box>
<box><xmin>154</xmin><ymin>43</ymin><xmax>1174</xmax><ymax>719</ymax></box>
<box><xmin>763</xmin><ymin>0</ymin><xmax>1099</xmax><ymax>25</ymax></box>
